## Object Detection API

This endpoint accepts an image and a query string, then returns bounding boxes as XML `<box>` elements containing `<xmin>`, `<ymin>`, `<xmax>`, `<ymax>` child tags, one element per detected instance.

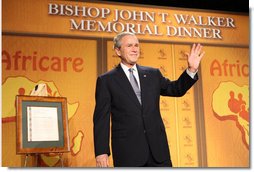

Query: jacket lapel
<box><xmin>137</xmin><ymin>65</ymin><xmax>149</xmax><ymax>110</ymax></box>
<box><xmin>115</xmin><ymin>65</ymin><xmax>142</xmax><ymax>109</ymax></box>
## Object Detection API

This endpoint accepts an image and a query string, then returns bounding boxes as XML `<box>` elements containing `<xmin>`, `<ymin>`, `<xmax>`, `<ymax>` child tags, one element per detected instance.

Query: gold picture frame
<box><xmin>16</xmin><ymin>95</ymin><xmax>70</xmax><ymax>154</ymax></box>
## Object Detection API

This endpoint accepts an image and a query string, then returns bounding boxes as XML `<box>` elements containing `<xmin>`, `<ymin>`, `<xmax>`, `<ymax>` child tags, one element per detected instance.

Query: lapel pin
<box><xmin>144</xmin><ymin>75</ymin><xmax>146</xmax><ymax>77</ymax></box>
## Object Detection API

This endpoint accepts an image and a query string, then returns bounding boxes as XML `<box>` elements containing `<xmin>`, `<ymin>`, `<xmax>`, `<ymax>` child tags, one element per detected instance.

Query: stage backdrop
<box><xmin>2</xmin><ymin>0</ymin><xmax>249</xmax><ymax>167</ymax></box>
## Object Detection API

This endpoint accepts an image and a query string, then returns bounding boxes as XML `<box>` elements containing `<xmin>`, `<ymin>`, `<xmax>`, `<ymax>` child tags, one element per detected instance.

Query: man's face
<box><xmin>115</xmin><ymin>35</ymin><xmax>140</xmax><ymax>67</ymax></box>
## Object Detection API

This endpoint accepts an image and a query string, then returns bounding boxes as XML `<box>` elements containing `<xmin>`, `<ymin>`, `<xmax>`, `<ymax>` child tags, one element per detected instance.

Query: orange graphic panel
<box><xmin>2</xmin><ymin>35</ymin><xmax>97</xmax><ymax>167</ymax></box>
<box><xmin>200</xmin><ymin>46</ymin><xmax>249</xmax><ymax>167</ymax></box>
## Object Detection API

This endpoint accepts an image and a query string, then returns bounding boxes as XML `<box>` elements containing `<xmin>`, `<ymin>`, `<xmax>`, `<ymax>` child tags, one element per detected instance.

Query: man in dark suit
<box><xmin>93</xmin><ymin>32</ymin><xmax>205</xmax><ymax>167</ymax></box>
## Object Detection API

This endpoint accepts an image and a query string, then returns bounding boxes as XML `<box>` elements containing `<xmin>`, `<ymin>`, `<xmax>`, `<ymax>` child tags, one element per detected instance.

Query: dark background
<box><xmin>102</xmin><ymin>0</ymin><xmax>249</xmax><ymax>13</ymax></box>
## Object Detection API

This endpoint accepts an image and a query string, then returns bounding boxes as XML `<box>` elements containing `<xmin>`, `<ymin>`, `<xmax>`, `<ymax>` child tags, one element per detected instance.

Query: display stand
<box><xmin>23</xmin><ymin>153</ymin><xmax>64</xmax><ymax>167</ymax></box>
<box><xmin>16</xmin><ymin>84</ymin><xmax>70</xmax><ymax>167</ymax></box>
<box><xmin>24</xmin><ymin>154</ymin><xmax>38</xmax><ymax>167</ymax></box>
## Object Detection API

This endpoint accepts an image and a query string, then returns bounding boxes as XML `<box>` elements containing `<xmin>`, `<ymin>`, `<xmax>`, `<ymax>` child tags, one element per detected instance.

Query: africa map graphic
<box><xmin>212</xmin><ymin>82</ymin><xmax>249</xmax><ymax>149</ymax></box>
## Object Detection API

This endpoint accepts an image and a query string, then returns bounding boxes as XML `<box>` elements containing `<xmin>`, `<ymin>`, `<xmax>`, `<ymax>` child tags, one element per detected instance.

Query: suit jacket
<box><xmin>93</xmin><ymin>64</ymin><xmax>198</xmax><ymax>167</ymax></box>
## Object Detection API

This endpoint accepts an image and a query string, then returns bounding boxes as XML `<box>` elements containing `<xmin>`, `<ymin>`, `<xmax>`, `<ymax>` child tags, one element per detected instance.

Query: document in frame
<box><xmin>27</xmin><ymin>106</ymin><xmax>59</xmax><ymax>142</ymax></box>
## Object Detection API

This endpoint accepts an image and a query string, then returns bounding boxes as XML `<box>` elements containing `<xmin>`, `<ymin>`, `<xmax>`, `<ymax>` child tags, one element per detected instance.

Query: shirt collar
<box><xmin>120</xmin><ymin>63</ymin><xmax>138</xmax><ymax>73</ymax></box>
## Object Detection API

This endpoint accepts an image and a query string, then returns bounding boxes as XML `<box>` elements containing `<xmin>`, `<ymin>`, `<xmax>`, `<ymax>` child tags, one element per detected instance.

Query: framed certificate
<box><xmin>16</xmin><ymin>95</ymin><xmax>70</xmax><ymax>154</ymax></box>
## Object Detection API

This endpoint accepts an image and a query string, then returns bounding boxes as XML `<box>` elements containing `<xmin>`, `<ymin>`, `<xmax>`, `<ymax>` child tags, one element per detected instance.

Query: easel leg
<box><xmin>24</xmin><ymin>154</ymin><xmax>29</xmax><ymax>167</ymax></box>
<box><xmin>59</xmin><ymin>153</ymin><xmax>64</xmax><ymax>167</ymax></box>
<box><xmin>35</xmin><ymin>154</ymin><xmax>38</xmax><ymax>167</ymax></box>
<box><xmin>23</xmin><ymin>154</ymin><xmax>39</xmax><ymax>167</ymax></box>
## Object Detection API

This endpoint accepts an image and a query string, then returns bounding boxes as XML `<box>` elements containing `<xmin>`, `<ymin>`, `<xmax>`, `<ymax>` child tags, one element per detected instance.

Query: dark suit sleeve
<box><xmin>159</xmin><ymin>69</ymin><xmax>198</xmax><ymax>97</ymax></box>
<box><xmin>93</xmin><ymin>76</ymin><xmax>111</xmax><ymax>157</ymax></box>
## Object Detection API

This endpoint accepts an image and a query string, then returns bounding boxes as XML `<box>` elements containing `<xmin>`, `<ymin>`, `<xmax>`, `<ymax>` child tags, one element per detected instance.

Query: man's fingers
<box><xmin>106</xmin><ymin>158</ymin><xmax>109</xmax><ymax>167</ymax></box>
<box><xmin>193</xmin><ymin>43</ymin><xmax>205</xmax><ymax>58</ymax></box>
<box><xmin>191</xmin><ymin>43</ymin><xmax>196</xmax><ymax>54</ymax></box>
<box><xmin>96</xmin><ymin>161</ymin><xmax>108</xmax><ymax>167</ymax></box>
<box><xmin>96</xmin><ymin>154</ymin><xmax>109</xmax><ymax>167</ymax></box>
<box><xmin>198</xmin><ymin>51</ymin><xmax>205</xmax><ymax>61</ymax></box>
<box><xmin>194</xmin><ymin>43</ymin><xmax>202</xmax><ymax>54</ymax></box>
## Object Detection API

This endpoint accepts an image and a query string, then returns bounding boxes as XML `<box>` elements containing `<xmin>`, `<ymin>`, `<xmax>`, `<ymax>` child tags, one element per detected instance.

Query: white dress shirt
<box><xmin>120</xmin><ymin>63</ymin><xmax>141</xmax><ymax>89</ymax></box>
<box><xmin>186</xmin><ymin>68</ymin><xmax>198</xmax><ymax>79</ymax></box>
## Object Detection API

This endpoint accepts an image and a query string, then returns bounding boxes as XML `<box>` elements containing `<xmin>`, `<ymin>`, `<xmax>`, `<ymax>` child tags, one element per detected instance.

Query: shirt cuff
<box><xmin>186</xmin><ymin>68</ymin><xmax>198</xmax><ymax>79</ymax></box>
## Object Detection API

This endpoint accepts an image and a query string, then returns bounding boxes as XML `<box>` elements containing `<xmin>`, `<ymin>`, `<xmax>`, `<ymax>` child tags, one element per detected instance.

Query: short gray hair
<box><xmin>113</xmin><ymin>32</ymin><xmax>136</xmax><ymax>49</ymax></box>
